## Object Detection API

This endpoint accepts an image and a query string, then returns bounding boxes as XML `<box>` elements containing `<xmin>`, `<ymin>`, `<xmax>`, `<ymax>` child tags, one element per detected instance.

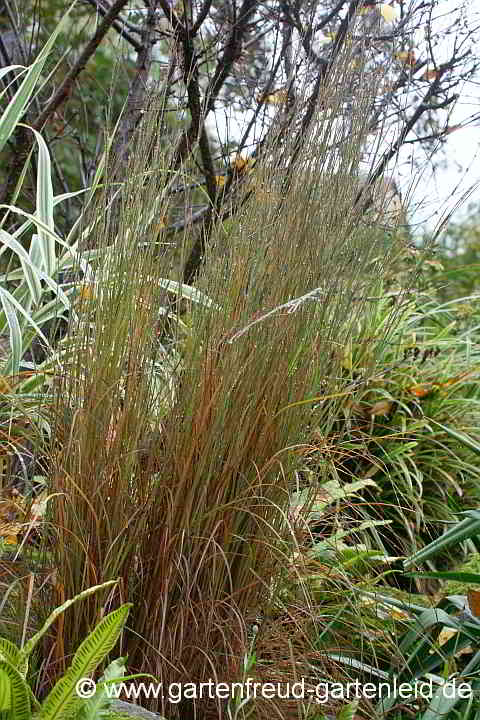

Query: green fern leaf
<box><xmin>20</xmin><ymin>580</ymin><xmax>118</xmax><ymax>665</ymax></box>
<box><xmin>0</xmin><ymin>660</ymin><xmax>31</xmax><ymax>719</ymax></box>
<box><xmin>35</xmin><ymin>603</ymin><xmax>132</xmax><ymax>720</ymax></box>
<box><xmin>0</xmin><ymin>639</ymin><xmax>20</xmax><ymax>670</ymax></box>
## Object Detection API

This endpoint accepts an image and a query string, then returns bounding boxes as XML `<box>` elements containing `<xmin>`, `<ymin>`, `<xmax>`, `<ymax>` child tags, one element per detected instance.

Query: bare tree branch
<box><xmin>32</xmin><ymin>0</ymin><xmax>131</xmax><ymax>131</ymax></box>
<box><xmin>362</xmin><ymin>54</ymin><xmax>469</xmax><ymax>199</ymax></box>
<box><xmin>82</xmin><ymin>0</ymin><xmax>144</xmax><ymax>52</ymax></box>
<box><xmin>112</xmin><ymin>1</ymin><xmax>159</xmax><ymax>169</ymax></box>
<box><xmin>205</xmin><ymin>0</ymin><xmax>258</xmax><ymax>115</ymax></box>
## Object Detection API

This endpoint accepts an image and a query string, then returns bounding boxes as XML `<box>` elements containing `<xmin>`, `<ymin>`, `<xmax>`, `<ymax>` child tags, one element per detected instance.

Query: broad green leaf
<box><xmin>0</xmin><ymin>229</ymin><xmax>42</xmax><ymax>305</ymax></box>
<box><xmin>404</xmin><ymin>515</ymin><xmax>480</xmax><ymax>569</ymax></box>
<box><xmin>0</xmin><ymin>65</ymin><xmax>27</xmax><ymax>86</ymax></box>
<box><xmin>0</xmin><ymin>205</ymin><xmax>91</xmax><ymax>282</ymax></box>
<box><xmin>0</xmin><ymin>666</ymin><xmax>10</xmax><ymax>712</ymax></box>
<box><xmin>326</xmin><ymin>654</ymin><xmax>390</xmax><ymax>679</ymax></box>
<box><xmin>0</xmin><ymin>285</ymin><xmax>51</xmax><ymax>359</ymax></box>
<box><xmin>0</xmin><ymin>213</ymin><xmax>71</xmax><ymax>311</ymax></box>
<box><xmin>310</xmin><ymin>519</ymin><xmax>389</xmax><ymax>553</ymax></box>
<box><xmin>156</xmin><ymin>279</ymin><xmax>220</xmax><ymax>309</ymax></box>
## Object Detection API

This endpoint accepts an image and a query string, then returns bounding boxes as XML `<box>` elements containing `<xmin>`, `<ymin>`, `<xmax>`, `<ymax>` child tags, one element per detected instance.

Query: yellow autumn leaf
<box><xmin>429</xmin><ymin>627</ymin><xmax>471</xmax><ymax>655</ymax></box>
<box><xmin>380</xmin><ymin>3</ymin><xmax>398</xmax><ymax>22</ymax></box>
<box><xmin>396</xmin><ymin>50</ymin><xmax>416</xmax><ymax>66</ymax></box>
<box><xmin>258</xmin><ymin>88</ymin><xmax>288</xmax><ymax>105</ymax></box>
<box><xmin>0</xmin><ymin>521</ymin><xmax>23</xmax><ymax>541</ymax></box>
<box><xmin>30</xmin><ymin>491</ymin><xmax>49</xmax><ymax>520</ymax></box>
<box><xmin>422</xmin><ymin>68</ymin><xmax>440</xmax><ymax>81</ymax></box>
<box><xmin>341</xmin><ymin>344</ymin><xmax>353</xmax><ymax>371</ymax></box>
<box><xmin>77</xmin><ymin>283</ymin><xmax>95</xmax><ymax>302</ymax></box>
<box><xmin>230</xmin><ymin>153</ymin><xmax>253</xmax><ymax>174</ymax></box>
<box><xmin>152</xmin><ymin>214</ymin><xmax>168</xmax><ymax>235</ymax></box>
<box><xmin>425</xmin><ymin>259</ymin><xmax>444</xmax><ymax>271</ymax></box>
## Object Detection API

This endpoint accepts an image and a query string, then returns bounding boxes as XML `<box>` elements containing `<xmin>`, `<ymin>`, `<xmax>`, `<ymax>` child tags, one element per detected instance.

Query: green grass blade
<box><xmin>429</xmin><ymin>419</ymin><xmax>480</xmax><ymax>455</ymax></box>
<box><xmin>404</xmin><ymin>517</ymin><xmax>480</xmax><ymax>569</ymax></box>
<box><xmin>407</xmin><ymin>571</ymin><xmax>480</xmax><ymax>584</ymax></box>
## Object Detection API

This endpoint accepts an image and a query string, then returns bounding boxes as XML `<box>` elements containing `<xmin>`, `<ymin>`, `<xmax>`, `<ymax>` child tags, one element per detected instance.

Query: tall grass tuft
<box><xmin>49</xmin><ymin>36</ymin><xmax>410</xmax><ymax>720</ymax></box>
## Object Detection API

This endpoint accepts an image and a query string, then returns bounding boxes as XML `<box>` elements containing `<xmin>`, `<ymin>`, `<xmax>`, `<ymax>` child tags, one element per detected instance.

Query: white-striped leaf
<box><xmin>0</xmin><ymin>288</ymin><xmax>22</xmax><ymax>374</ymax></box>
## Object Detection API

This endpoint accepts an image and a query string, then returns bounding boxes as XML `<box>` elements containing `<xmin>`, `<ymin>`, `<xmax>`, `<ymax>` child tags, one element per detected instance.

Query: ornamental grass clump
<box><xmin>48</xmin><ymin>34</ymin><xmax>410</xmax><ymax>720</ymax></box>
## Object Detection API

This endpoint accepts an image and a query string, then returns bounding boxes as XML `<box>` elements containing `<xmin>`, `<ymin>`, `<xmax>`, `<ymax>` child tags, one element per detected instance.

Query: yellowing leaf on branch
<box><xmin>380</xmin><ymin>3</ymin><xmax>398</xmax><ymax>22</ymax></box>
<box><xmin>230</xmin><ymin>153</ymin><xmax>254</xmax><ymax>174</ymax></box>
<box><xmin>396</xmin><ymin>50</ymin><xmax>416</xmax><ymax>66</ymax></box>
<box><xmin>422</xmin><ymin>68</ymin><xmax>440</xmax><ymax>81</ymax></box>
<box><xmin>258</xmin><ymin>88</ymin><xmax>288</xmax><ymax>105</ymax></box>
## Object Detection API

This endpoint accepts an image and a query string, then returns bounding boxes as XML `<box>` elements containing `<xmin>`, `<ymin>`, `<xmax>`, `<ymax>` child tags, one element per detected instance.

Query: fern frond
<box><xmin>19</xmin><ymin>580</ymin><xmax>118</xmax><ymax>665</ymax></box>
<box><xmin>0</xmin><ymin>660</ymin><xmax>31</xmax><ymax>719</ymax></box>
<box><xmin>0</xmin><ymin>638</ymin><xmax>26</xmax><ymax>676</ymax></box>
<box><xmin>35</xmin><ymin>603</ymin><xmax>132</xmax><ymax>720</ymax></box>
